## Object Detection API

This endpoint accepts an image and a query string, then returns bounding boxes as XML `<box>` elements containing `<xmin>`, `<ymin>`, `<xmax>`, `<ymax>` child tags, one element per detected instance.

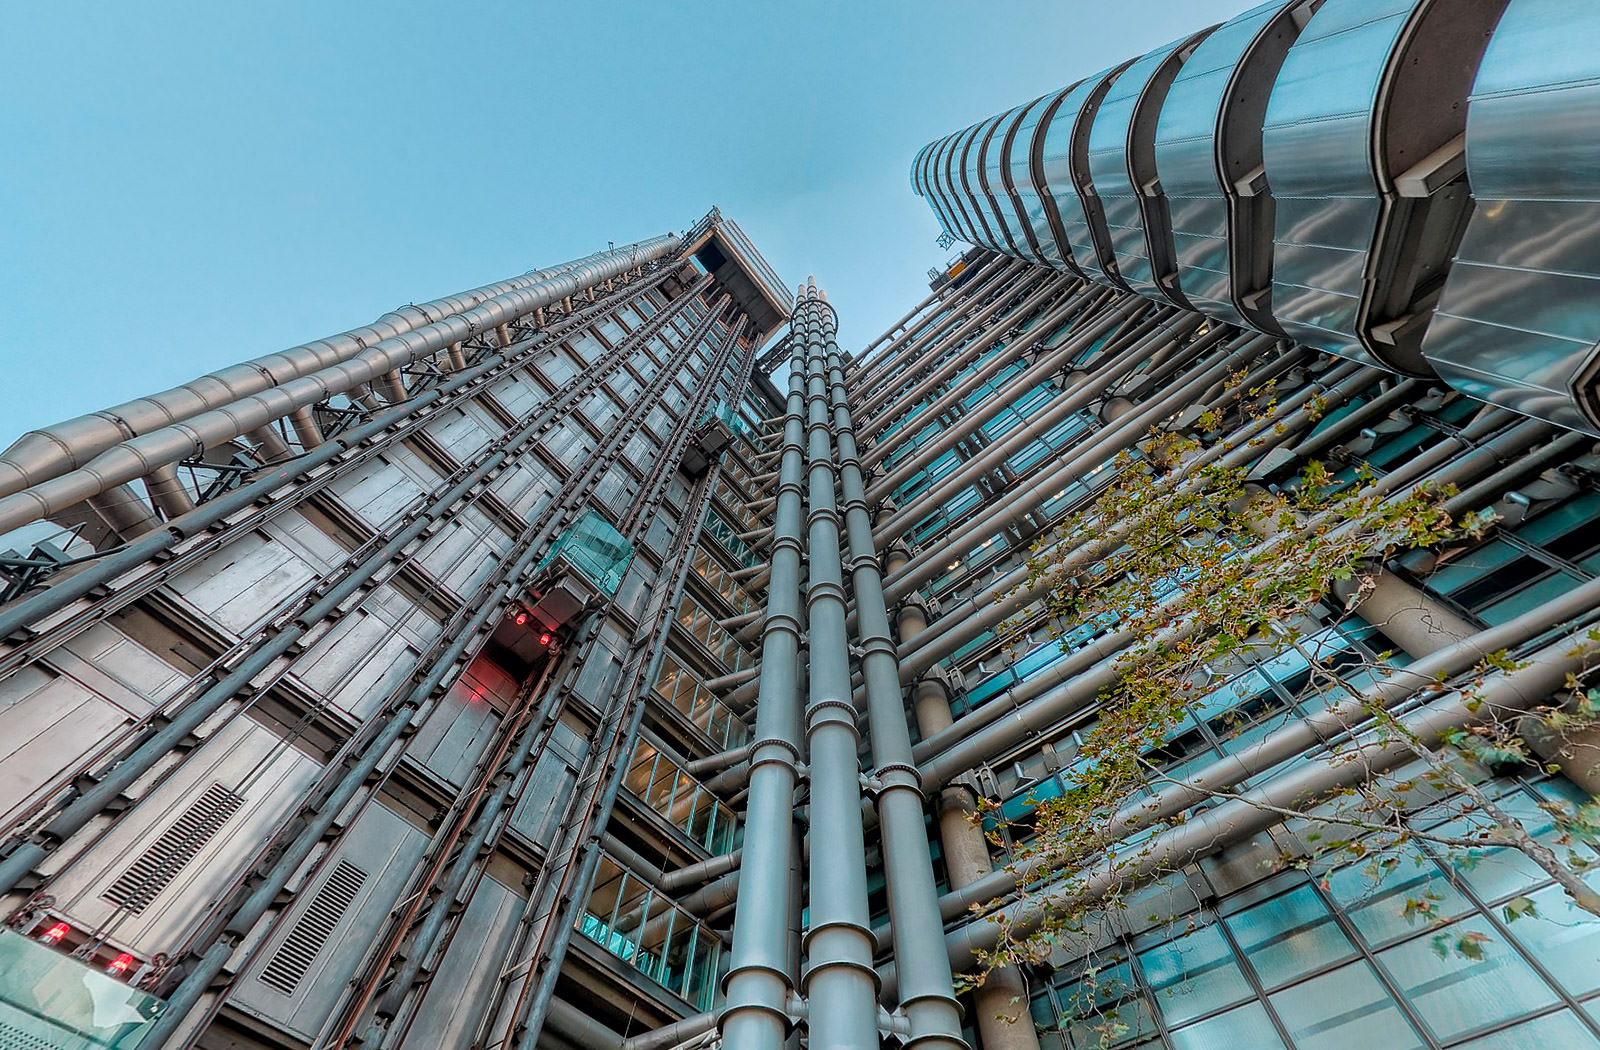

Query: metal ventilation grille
<box><xmin>0</xmin><ymin>1020</ymin><xmax>58</xmax><ymax>1050</ymax></box>
<box><xmin>257</xmin><ymin>860</ymin><xmax>367</xmax><ymax>995</ymax></box>
<box><xmin>103</xmin><ymin>783</ymin><xmax>245</xmax><ymax>914</ymax></box>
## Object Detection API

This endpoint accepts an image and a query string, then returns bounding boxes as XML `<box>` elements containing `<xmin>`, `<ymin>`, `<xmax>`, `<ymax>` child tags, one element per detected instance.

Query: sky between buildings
<box><xmin>1</xmin><ymin>0</ymin><xmax>1248</xmax><ymax>436</ymax></box>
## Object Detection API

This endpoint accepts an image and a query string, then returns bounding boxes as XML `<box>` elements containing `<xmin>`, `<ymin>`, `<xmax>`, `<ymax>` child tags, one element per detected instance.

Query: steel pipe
<box><xmin>931</xmin><ymin>627</ymin><xmax>1598</xmax><ymax>975</ymax></box>
<box><xmin>0</xmin><ymin>240</ymin><xmax>673</xmax><ymax>501</ymax></box>
<box><xmin>869</xmin><ymin>311</ymin><xmax>1212</xmax><ymax>549</ymax></box>
<box><xmin>719</xmin><ymin>307</ymin><xmax>810</xmax><ymax>1050</ymax></box>
<box><xmin>796</xmin><ymin>284</ymin><xmax>880</xmax><ymax>1049</ymax></box>
<box><xmin>882</xmin><ymin>332</ymin><xmax>1266</xmax><ymax>604</ymax></box>
<box><xmin>830</xmin><ymin>313</ymin><xmax>967</xmax><ymax>1048</ymax></box>
<box><xmin>0</xmin><ymin>237</ymin><xmax>681</xmax><ymax>538</ymax></box>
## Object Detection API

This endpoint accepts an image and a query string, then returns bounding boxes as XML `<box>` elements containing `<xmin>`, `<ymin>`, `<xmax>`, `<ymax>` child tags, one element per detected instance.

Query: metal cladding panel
<box><xmin>233</xmin><ymin>803</ymin><xmax>429</xmax><ymax>1041</ymax></box>
<box><xmin>426</xmin><ymin>403</ymin><xmax>495</xmax><ymax>461</ymax></box>
<box><xmin>293</xmin><ymin>605</ymin><xmax>424</xmax><ymax>719</ymax></box>
<box><xmin>942</xmin><ymin>128</ymin><xmax>989</xmax><ymax>247</ymax></box>
<box><xmin>1155</xmin><ymin>0</ymin><xmax>1292</xmax><ymax>327</ymax></box>
<box><xmin>510</xmin><ymin>719</ymin><xmax>586</xmax><ymax>848</ymax></box>
<box><xmin>47</xmin><ymin>719</ymin><xmax>319</xmax><ymax>953</ymax></box>
<box><xmin>955</xmin><ymin>122</ymin><xmax>1007</xmax><ymax>252</ymax></box>
<box><xmin>1421</xmin><ymin>0</ymin><xmax>1600</xmax><ymax>434</ymax></box>
<box><xmin>407</xmin><ymin>658</ymin><xmax>516</xmax><ymax>787</ymax></box>
<box><xmin>984</xmin><ymin>103</ymin><xmax>1043</xmax><ymax>263</ymax></box>
<box><xmin>399</xmin><ymin>875</ymin><xmax>523</xmax><ymax>1050</ymax></box>
<box><xmin>1005</xmin><ymin>94</ymin><xmax>1069</xmax><ymax>267</ymax></box>
<box><xmin>925</xmin><ymin>135</ymin><xmax>970</xmax><ymax>243</ymax></box>
<box><xmin>1039</xmin><ymin>67</ymin><xmax>1129</xmax><ymax>289</ymax></box>
<box><xmin>1087</xmin><ymin>40</ymin><xmax>1187</xmax><ymax>300</ymax></box>
<box><xmin>168</xmin><ymin>527</ymin><xmax>325</xmax><ymax>637</ymax></box>
<box><xmin>0</xmin><ymin>630</ymin><xmax>176</xmax><ymax>828</ymax></box>
<box><xmin>1261</xmin><ymin>0</ymin><xmax>1422</xmax><ymax>363</ymax></box>
<box><xmin>970</xmin><ymin>112</ymin><xmax>1024</xmax><ymax>256</ymax></box>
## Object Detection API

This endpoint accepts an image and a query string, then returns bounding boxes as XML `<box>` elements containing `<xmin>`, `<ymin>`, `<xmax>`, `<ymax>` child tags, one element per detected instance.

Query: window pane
<box><xmin>1456</xmin><ymin>1009</ymin><xmax>1600</xmax><ymax>1049</ymax></box>
<box><xmin>1268</xmin><ymin>960</ymin><xmax>1423</xmax><ymax>1050</ymax></box>
<box><xmin>1377</xmin><ymin>917</ymin><xmax>1560</xmax><ymax>1042</ymax></box>
<box><xmin>1325</xmin><ymin>849</ymin><xmax>1474</xmax><ymax>948</ymax></box>
<box><xmin>1138</xmin><ymin>924</ymin><xmax>1252</xmax><ymax>1026</ymax></box>
<box><xmin>1504</xmin><ymin>884</ymin><xmax>1600</xmax><ymax>997</ymax></box>
<box><xmin>1224</xmin><ymin>885</ymin><xmax>1356</xmax><ymax>987</ymax></box>
<box><xmin>1168</xmin><ymin>1002</ymin><xmax>1287</xmax><ymax>1050</ymax></box>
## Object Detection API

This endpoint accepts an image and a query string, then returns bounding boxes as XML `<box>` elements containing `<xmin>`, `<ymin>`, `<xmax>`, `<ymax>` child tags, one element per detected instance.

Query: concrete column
<box><xmin>1333</xmin><ymin>571</ymin><xmax>1476</xmax><ymax>660</ymax></box>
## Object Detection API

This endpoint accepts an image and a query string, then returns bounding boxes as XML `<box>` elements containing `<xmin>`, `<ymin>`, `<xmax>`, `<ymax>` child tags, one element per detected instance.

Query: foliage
<box><xmin>964</xmin><ymin>384</ymin><xmax>1600</xmax><ymax>1036</ymax></box>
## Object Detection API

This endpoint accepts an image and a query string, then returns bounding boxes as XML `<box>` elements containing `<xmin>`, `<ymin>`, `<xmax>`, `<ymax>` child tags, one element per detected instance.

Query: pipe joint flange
<box><xmin>805</xmin><ymin>696</ymin><xmax>861</xmax><ymax>729</ymax></box>
<box><xmin>719</xmin><ymin>965</ymin><xmax>797</xmax><ymax>1032</ymax></box>
<box><xmin>768</xmin><ymin>535</ymin><xmax>805</xmax><ymax>559</ymax></box>
<box><xmin>846</xmin><ymin>550</ymin><xmax>882</xmax><ymax>575</ymax></box>
<box><xmin>874</xmin><ymin>762</ymin><xmax>924</xmax><ymax>795</ymax></box>
<box><xmin>857</xmin><ymin>636</ymin><xmax>897</xmax><ymax>662</ymax></box>
<box><xmin>800</xmin><ymin>927</ymin><xmax>882</xmax><ymax>986</ymax></box>
<box><xmin>762</xmin><ymin>609</ymin><xmax>803</xmax><ymax>639</ymax></box>
<box><xmin>748</xmin><ymin>735</ymin><xmax>802</xmax><ymax>767</ymax></box>
<box><xmin>806</xmin><ymin>579</ymin><xmax>849</xmax><ymax>606</ymax></box>
<box><xmin>806</xmin><ymin>509</ymin><xmax>843</xmax><ymax>535</ymax></box>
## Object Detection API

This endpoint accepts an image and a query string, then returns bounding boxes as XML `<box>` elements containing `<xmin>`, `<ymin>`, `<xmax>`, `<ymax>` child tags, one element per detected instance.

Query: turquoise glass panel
<box><xmin>0</xmin><ymin>930</ymin><xmax>165</xmax><ymax>1049</ymax></box>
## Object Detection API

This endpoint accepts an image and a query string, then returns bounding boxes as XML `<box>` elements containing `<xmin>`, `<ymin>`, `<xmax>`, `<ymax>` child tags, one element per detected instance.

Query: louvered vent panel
<box><xmin>257</xmin><ymin>860</ymin><xmax>368</xmax><ymax>995</ymax></box>
<box><xmin>103</xmin><ymin>783</ymin><xmax>245</xmax><ymax>914</ymax></box>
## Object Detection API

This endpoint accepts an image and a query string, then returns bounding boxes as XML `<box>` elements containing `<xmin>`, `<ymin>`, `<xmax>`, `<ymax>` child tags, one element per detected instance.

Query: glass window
<box><xmin>1167</xmin><ymin>1001</ymin><xmax>1287</xmax><ymax>1050</ymax></box>
<box><xmin>1324</xmin><ymin>848</ymin><xmax>1474</xmax><ymax>948</ymax></box>
<box><xmin>1456</xmin><ymin>1010</ymin><xmax>1600</xmax><ymax>1049</ymax></box>
<box><xmin>1139</xmin><ymin>923</ymin><xmax>1253</xmax><ymax>1027</ymax></box>
<box><xmin>1268</xmin><ymin>960</ymin><xmax>1423</xmax><ymax>1050</ymax></box>
<box><xmin>1377</xmin><ymin>917</ymin><xmax>1560</xmax><ymax>1043</ymax></box>
<box><xmin>1224</xmin><ymin>885</ymin><xmax>1356</xmax><ymax>987</ymax></box>
<box><xmin>1503</xmin><ymin>883</ymin><xmax>1600</xmax><ymax>998</ymax></box>
<box><xmin>1048</xmin><ymin>957</ymin><xmax>1160</xmax><ymax>1049</ymax></box>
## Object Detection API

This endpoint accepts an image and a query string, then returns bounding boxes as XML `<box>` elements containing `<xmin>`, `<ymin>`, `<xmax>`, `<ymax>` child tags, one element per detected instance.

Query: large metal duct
<box><xmin>0</xmin><ymin>236</ymin><xmax>679</xmax><ymax>538</ymax></box>
<box><xmin>796</xmin><ymin>283</ymin><xmax>881</xmax><ymax>1049</ymax></box>
<box><xmin>0</xmin><ymin>239</ymin><xmax>669</xmax><ymax>500</ymax></box>
<box><xmin>1419</xmin><ymin>0</ymin><xmax>1600</xmax><ymax>435</ymax></box>
<box><xmin>718</xmin><ymin>309</ymin><xmax>809</xmax><ymax>1050</ymax></box>
<box><xmin>911</xmin><ymin>0</ymin><xmax>1600</xmax><ymax>437</ymax></box>
<box><xmin>829</xmin><ymin>309</ymin><xmax>967</xmax><ymax>1048</ymax></box>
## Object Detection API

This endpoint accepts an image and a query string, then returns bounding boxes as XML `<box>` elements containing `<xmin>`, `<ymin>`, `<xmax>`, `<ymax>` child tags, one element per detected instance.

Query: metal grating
<box><xmin>103</xmin><ymin>783</ymin><xmax>245</xmax><ymax>915</ymax></box>
<box><xmin>0</xmin><ymin>1021</ymin><xmax>59</xmax><ymax>1050</ymax></box>
<box><xmin>257</xmin><ymin>859</ymin><xmax>367</xmax><ymax>995</ymax></box>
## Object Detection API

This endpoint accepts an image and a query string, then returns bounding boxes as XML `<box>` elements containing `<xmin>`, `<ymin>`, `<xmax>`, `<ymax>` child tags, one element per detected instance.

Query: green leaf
<box><xmin>1502</xmin><ymin>896</ymin><xmax>1538</xmax><ymax>923</ymax></box>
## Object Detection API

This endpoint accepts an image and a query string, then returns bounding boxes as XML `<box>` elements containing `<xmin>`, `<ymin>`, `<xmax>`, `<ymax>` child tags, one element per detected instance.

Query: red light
<box><xmin>107</xmin><ymin>953</ymin><xmax>135</xmax><ymax>975</ymax></box>
<box><xmin>513</xmin><ymin>610</ymin><xmax>528</xmax><ymax>626</ymax></box>
<box><xmin>39</xmin><ymin>921</ymin><xmax>69</xmax><ymax>945</ymax></box>
<box><xmin>538</xmin><ymin>632</ymin><xmax>552</xmax><ymax>646</ymax></box>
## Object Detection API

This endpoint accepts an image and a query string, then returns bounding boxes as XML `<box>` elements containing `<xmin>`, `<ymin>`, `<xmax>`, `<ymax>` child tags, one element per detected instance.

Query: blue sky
<box><xmin>2</xmin><ymin>0</ymin><xmax>1247</xmax><ymax>436</ymax></box>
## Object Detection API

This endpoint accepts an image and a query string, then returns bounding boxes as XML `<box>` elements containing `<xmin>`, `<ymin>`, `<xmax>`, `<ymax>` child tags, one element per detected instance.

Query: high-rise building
<box><xmin>6</xmin><ymin>2</ymin><xmax>1600</xmax><ymax>1049</ymax></box>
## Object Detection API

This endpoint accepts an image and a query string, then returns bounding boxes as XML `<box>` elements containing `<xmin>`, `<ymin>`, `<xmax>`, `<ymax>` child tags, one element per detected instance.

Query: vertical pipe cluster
<box><xmin>796</xmin><ymin>281</ymin><xmax>881</xmax><ymax>1049</ymax></box>
<box><xmin>719</xmin><ymin>321</ymin><xmax>810</xmax><ymax>1048</ymax></box>
<box><xmin>828</xmin><ymin>308</ymin><xmax>968</xmax><ymax>1049</ymax></box>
